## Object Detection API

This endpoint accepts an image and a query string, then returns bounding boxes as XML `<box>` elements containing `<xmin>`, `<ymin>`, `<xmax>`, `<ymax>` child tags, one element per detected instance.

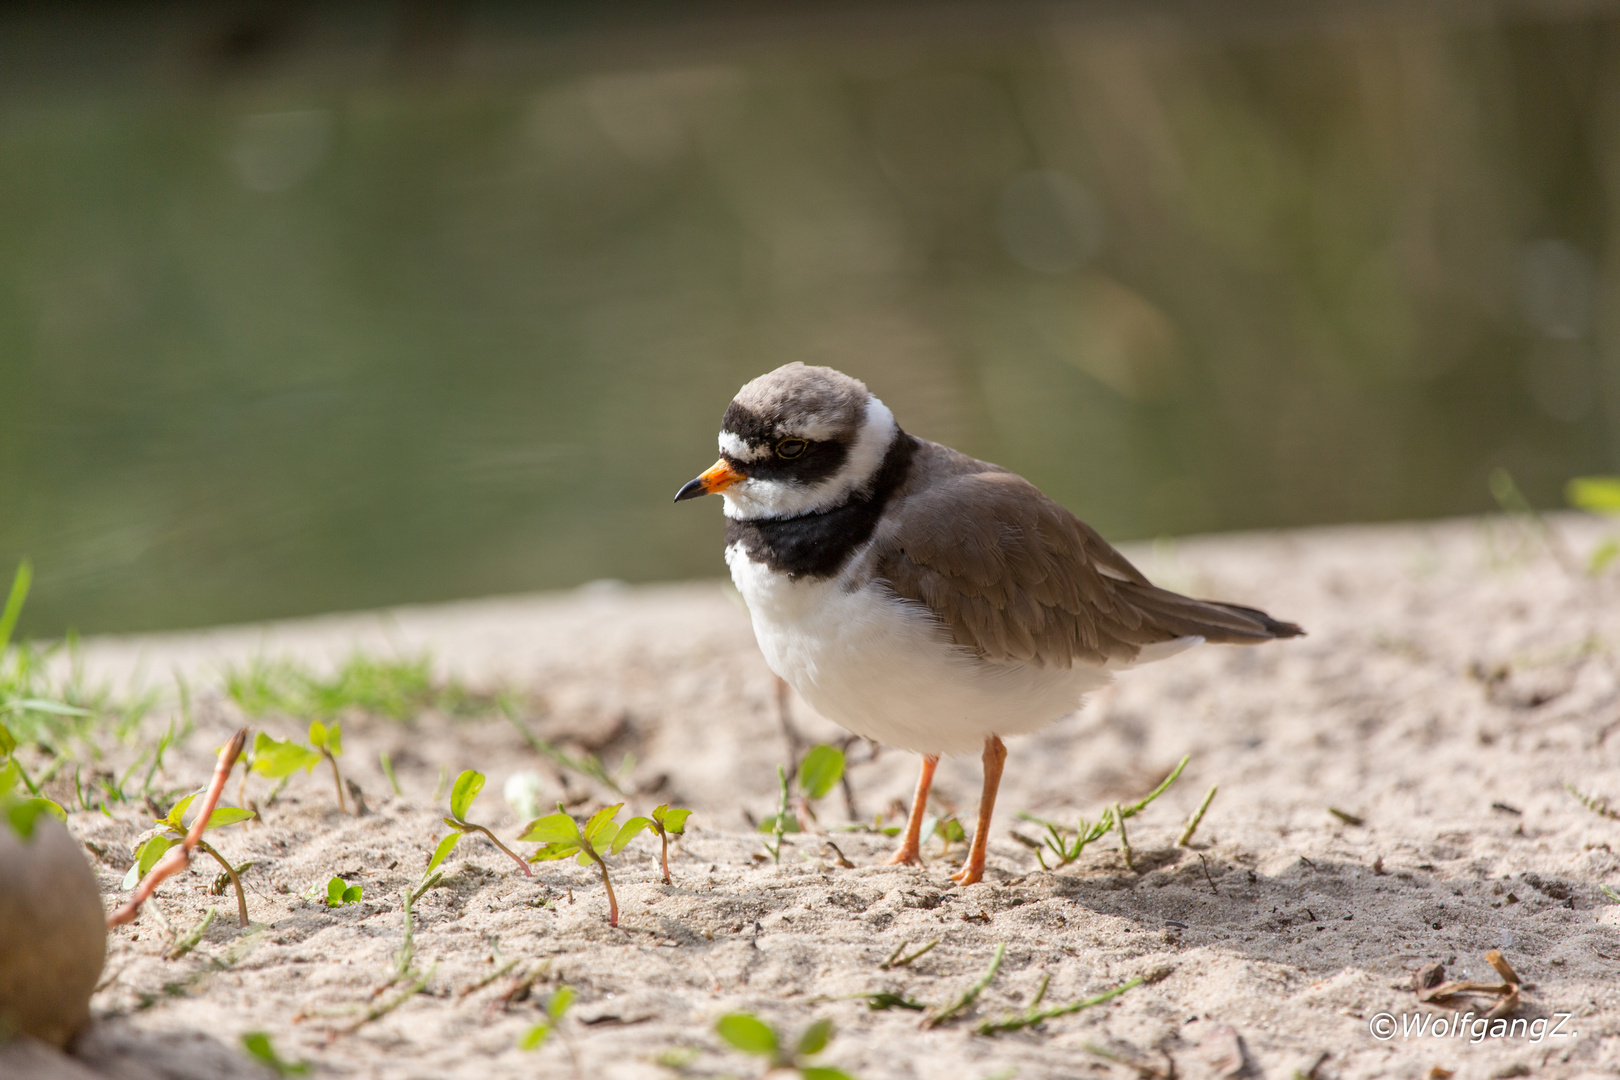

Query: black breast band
<box><xmin>725</xmin><ymin>433</ymin><xmax>916</xmax><ymax>579</ymax></box>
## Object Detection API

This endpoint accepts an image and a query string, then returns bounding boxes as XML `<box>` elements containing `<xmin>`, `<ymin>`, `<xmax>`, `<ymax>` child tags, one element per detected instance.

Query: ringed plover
<box><xmin>676</xmin><ymin>363</ymin><xmax>1301</xmax><ymax>884</ymax></box>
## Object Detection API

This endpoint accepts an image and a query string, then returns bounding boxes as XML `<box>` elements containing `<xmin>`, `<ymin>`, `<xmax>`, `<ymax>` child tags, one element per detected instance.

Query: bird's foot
<box><xmin>950</xmin><ymin>860</ymin><xmax>985</xmax><ymax>886</ymax></box>
<box><xmin>886</xmin><ymin>845</ymin><xmax>922</xmax><ymax>867</ymax></box>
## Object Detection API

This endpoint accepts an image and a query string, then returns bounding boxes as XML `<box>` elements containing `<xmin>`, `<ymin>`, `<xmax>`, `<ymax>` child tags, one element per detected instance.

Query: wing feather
<box><xmin>871</xmin><ymin>465</ymin><xmax>1300</xmax><ymax>667</ymax></box>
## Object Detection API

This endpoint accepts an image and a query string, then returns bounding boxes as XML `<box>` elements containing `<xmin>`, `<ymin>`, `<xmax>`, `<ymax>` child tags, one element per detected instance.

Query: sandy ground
<box><xmin>8</xmin><ymin>514</ymin><xmax>1620</xmax><ymax>1080</ymax></box>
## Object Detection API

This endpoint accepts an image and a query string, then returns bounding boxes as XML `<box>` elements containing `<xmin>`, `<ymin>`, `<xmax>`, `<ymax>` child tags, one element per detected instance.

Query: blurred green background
<box><xmin>2</xmin><ymin>3</ymin><xmax>1617</xmax><ymax>637</ymax></box>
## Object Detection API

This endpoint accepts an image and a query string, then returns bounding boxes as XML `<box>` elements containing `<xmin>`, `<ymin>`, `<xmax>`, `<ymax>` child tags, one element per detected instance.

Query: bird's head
<box><xmin>674</xmin><ymin>363</ymin><xmax>898</xmax><ymax>520</ymax></box>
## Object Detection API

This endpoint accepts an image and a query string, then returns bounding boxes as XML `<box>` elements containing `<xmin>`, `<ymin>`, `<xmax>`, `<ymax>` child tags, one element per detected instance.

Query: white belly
<box><xmin>727</xmin><ymin>544</ymin><xmax>1114</xmax><ymax>756</ymax></box>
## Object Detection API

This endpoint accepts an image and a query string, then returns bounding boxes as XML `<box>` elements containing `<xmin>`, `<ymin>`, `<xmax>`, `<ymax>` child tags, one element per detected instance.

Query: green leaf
<box><xmin>425</xmin><ymin>832</ymin><xmax>461</xmax><ymax>875</ymax></box>
<box><xmin>517</xmin><ymin>812</ymin><xmax>581</xmax><ymax>844</ymax></box>
<box><xmin>4</xmin><ymin>796</ymin><xmax>65</xmax><ymax>840</ymax></box>
<box><xmin>307</xmin><ymin>721</ymin><xmax>327</xmax><ymax>750</ymax></box>
<box><xmin>575</xmin><ymin>849</ymin><xmax>596</xmax><ymax>867</ymax></box>
<box><xmin>547</xmin><ymin>984</ymin><xmax>575</xmax><ymax>1019</ymax></box>
<box><xmin>124</xmin><ymin>834</ymin><xmax>177</xmax><ymax>888</ymax></box>
<box><xmin>716</xmin><ymin>1013</ymin><xmax>778</xmax><ymax>1057</ymax></box>
<box><xmin>797</xmin><ymin>745</ymin><xmax>845</xmax><ymax>800</ymax></box>
<box><xmin>527</xmin><ymin>841</ymin><xmax>582</xmax><ymax>862</ymax></box>
<box><xmin>2</xmin><ymin>699</ymin><xmax>92</xmax><ymax>717</ymax></box>
<box><xmin>800</xmin><ymin>1069</ymin><xmax>856</xmax><ymax>1080</ymax></box>
<box><xmin>584</xmin><ymin>803</ymin><xmax>624</xmax><ymax>847</ymax></box>
<box><xmin>518</xmin><ymin>1023</ymin><xmax>551</xmax><ymax>1050</ymax></box>
<box><xmin>1568</xmin><ymin>475</ymin><xmax>1620</xmax><ymax>515</ymax></box>
<box><xmin>795</xmin><ymin>1017</ymin><xmax>833</xmax><ymax>1057</ymax></box>
<box><xmin>325</xmin><ymin>722</ymin><xmax>342</xmax><ymax>757</ymax></box>
<box><xmin>343</xmin><ymin>885</ymin><xmax>363</xmax><ymax>903</ymax></box>
<box><xmin>203</xmin><ymin>807</ymin><xmax>255</xmax><ymax>831</ymax></box>
<box><xmin>610</xmin><ymin>816</ymin><xmax>653</xmax><ymax>854</ymax></box>
<box><xmin>0</xmin><ymin>759</ymin><xmax>21</xmax><ymax>794</ymax></box>
<box><xmin>449</xmin><ymin>770</ymin><xmax>484</xmax><ymax>822</ymax></box>
<box><xmin>657</xmin><ymin>806</ymin><xmax>692</xmax><ymax>835</ymax></box>
<box><xmin>240</xmin><ymin>1031</ymin><xmax>310</xmax><ymax>1078</ymax></box>
<box><xmin>250</xmin><ymin>734</ymin><xmax>320</xmax><ymax>778</ymax></box>
<box><xmin>0</xmin><ymin>560</ymin><xmax>31</xmax><ymax>657</ymax></box>
<box><xmin>326</xmin><ymin>877</ymin><xmax>348</xmax><ymax>906</ymax></box>
<box><xmin>0</xmin><ymin>721</ymin><xmax>15</xmax><ymax>757</ymax></box>
<box><xmin>163</xmin><ymin>791</ymin><xmax>199</xmax><ymax>829</ymax></box>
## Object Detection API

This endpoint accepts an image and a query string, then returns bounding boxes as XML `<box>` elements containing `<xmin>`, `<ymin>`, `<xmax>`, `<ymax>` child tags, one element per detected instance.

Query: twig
<box><xmin>108</xmin><ymin>728</ymin><xmax>248</xmax><ymax>928</ymax></box>
<box><xmin>1197</xmin><ymin>853</ymin><xmax>1219</xmax><ymax>894</ymax></box>
<box><xmin>879</xmin><ymin>939</ymin><xmax>938</xmax><ymax>970</ymax></box>
<box><xmin>922</xmin><ymin>942</ymin><xmax>1005</xmax><ymax>1028</ymax></box>
<box><xmin>165</xmin><ymin>907</ymin><xmax>217</xmax><ymax>960</ymax></box>
<box><xmin>1178</xmin><ymin>786</ymin><xmax>1217</xmax><ymax>845</ymax></box>
<box><xmin>977</xmin><ymin>976</ymin><xmax>1142</xmax><ymax>1035</ymax></box>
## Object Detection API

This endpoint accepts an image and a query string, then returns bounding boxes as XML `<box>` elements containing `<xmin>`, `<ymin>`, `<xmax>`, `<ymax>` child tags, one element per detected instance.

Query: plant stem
<box><xmin>1115</xmin><ymin>804</ymin><xmax>1135</xmax><ymax>872</ymax></box>
<box><xmin>658</xmin><ymin>827</ymin><xmax>672</xmax><ymax>885</ymax></box>
<box><xmin>923</xmin><ymin>942</ymin><xmax>1006</xmax><ymax>1029</ymax></box>
<box><xmin>166</xmin><ymin>906</ymin><xmax>216</xmax><ymax>960</ymax></box>
<box><xmin>594</xmin><ymin>854</ymin><xmax>619</xmax><ymax>927</ymax></box>
<box><xmin>196</xmin><ymin>838</ymin><xmax>250</xmax><ymax>927</ymax></box>
<box><xmin>408</xmin><ymin>870</ymin><xmax>443</xmax><ymax>906</ymax></box>
<box><xmin>1178</xmin><ymin>785</ymin><xmax>1218</xmax><ymax>845</ymax></box>
<box><xmin>770</xmin><ymin>765</ymin><xmax>790</xmax><ymax>864</ymax></box>
<box><xmin>109</xmin><ymin>728</ymin><xmax>247</xmax><ymax>929</ymax></box>
<box><xmin>324</xmin><ymin>749</ymin><xmax>348</xmax><ymax>814</ymax></box>
<box><xmin>463</xmin><ymin>822</ymin><xmax>533</xmax><ymax>877</ymax></box>
<box><xmin>976</xmin><ymin>976</ymin><xmax>1143</xmax><ymax>1035</ymax></box>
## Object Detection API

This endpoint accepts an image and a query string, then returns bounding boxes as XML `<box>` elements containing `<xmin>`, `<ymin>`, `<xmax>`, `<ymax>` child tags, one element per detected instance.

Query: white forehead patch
<box><xmin>718</xmin><ymin>431</ymin><xmax>771</xmax><ymax>462</ymax></box>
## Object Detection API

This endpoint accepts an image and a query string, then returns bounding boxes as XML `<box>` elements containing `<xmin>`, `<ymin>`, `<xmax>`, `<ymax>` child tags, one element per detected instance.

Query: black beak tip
<box><xmin>673</xmin><ymin>478</ymin><xmax>707</xmax><ymax>503</ymax></box>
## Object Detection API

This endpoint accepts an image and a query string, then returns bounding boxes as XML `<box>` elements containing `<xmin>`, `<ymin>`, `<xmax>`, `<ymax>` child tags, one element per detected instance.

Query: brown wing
<box><xmin>871</xmin><ymin>468</ymin><xmax>1301</xmax><ymax>668</ymax></box>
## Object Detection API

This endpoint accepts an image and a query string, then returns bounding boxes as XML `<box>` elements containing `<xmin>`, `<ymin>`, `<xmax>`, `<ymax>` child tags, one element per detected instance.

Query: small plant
<box><xmin>518</xmin><ymin>983</ymin><xmax>576</xmax><ymax>1053</ymax></box>
<box><xmin>759</xmin><ymin>744</ymin><xmax>847</xmax><ymax>862</ymax></box>
<box><xmin>325</xmin><ymin>876</ymin><xmax>363</xmax><ymax>907</ymax></box>
<box><xmin>520</xmin><ymin>803</ymin><xmax>652</xmax><ymax>927</ymax></box>
<box><xmin>714</xmin><ymin>1013</ymin><xmax>856</xmax><ymax>1080</ymax></box>
<box><xmin>249</xmin><ymin>722</ymin><xmax>348</xmax><ymax>813</ymax></box>
<box><xmin>425</xmin><ymin>769</ymin><xmax>533</xmax><ymax>879</ymax></box>
<box><xmin>648</xmin><ymin>803</ymin><xmax>692</xmax><ymax>884</ymax></box>
<box><xmin>1015</xmin><ymin>756</ymin><xmax>1188</xmax><ymax>871</ymax></box>
<box><xmin>125</xmin><ymin>787</ymin><xmax>255</xmax><ymax>925</ymax></box>
<box><xmin>1568</xmin><ymin>475</ymin><xmax>1620</xmax><ymax>573</ymax></box>
<box><xmin>0</xmin><ymin>720</ymin><xmax>66</xmax><ymax>832</ymax></box>
<box><xmin>241</xmin><ymin>1032</ymin><xmax>309</xmax><ymax>1077</ymax></box>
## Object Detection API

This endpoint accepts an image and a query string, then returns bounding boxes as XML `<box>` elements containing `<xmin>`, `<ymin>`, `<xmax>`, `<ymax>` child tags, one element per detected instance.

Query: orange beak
<box><xmin>673</xmin><ymin>459</ymin><xmax>745</xmax><ymax>502</ymax></box>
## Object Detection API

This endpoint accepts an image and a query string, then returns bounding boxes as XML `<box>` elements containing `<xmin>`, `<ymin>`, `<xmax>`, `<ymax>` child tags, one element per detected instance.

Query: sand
<box><xmin>6</xmin><ymin>514</ymin><xmax>1620</xmax><ymax>1079</ymax></box>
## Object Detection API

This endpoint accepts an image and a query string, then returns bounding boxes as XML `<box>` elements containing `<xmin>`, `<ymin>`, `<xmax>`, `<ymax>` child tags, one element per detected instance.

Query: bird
<box><xmin>675</xmin><ymin>363</ymin><xmax>1302</xmax><ymax>885</ymax></box>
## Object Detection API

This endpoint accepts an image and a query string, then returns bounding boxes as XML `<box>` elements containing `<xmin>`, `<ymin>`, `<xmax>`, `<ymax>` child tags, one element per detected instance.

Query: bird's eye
<box><xmin>776</xmin><ymin>439</ymin><xmax>808</xmax><ymax>459</ymax></box>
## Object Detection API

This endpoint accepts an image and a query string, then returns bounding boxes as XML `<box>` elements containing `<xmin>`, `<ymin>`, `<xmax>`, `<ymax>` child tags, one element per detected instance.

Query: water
<box><xmin>1</xmin><ymin>5</ymin><xmax>1616</xmax><ymax>636</ymax></box>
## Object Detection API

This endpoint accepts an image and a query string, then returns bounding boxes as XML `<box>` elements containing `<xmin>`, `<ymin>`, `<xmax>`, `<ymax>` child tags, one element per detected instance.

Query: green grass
<box><xmin>224</xmin><ymin>652</ymin><xmax>496</xmax><ymax>723</ymax></box>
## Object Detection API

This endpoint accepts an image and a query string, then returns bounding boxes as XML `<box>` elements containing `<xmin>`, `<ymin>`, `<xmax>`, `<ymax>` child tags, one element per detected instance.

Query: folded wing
<box><xmin>870</xmin><ymin>469</ymin><xmax>1302</xmax><ymax>668</ymax></box>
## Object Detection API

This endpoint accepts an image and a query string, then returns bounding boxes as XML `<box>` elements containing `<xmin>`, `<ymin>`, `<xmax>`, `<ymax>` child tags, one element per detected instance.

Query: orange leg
<box><xmin>885</xmin><ymin>754</ymin><xmax>939</xmax><ymax>865</ymax></box>
<box><xmin>951</xmin><ymin>736</ymin><xmax>1007</xmax><ymax>886</ymax></box>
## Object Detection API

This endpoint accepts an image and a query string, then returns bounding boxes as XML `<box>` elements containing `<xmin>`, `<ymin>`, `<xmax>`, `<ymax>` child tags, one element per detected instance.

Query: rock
<box><xmin>0</xmin><ymin>816</ymin><xmax>107</xmax><ymax>1048</ymax></box>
